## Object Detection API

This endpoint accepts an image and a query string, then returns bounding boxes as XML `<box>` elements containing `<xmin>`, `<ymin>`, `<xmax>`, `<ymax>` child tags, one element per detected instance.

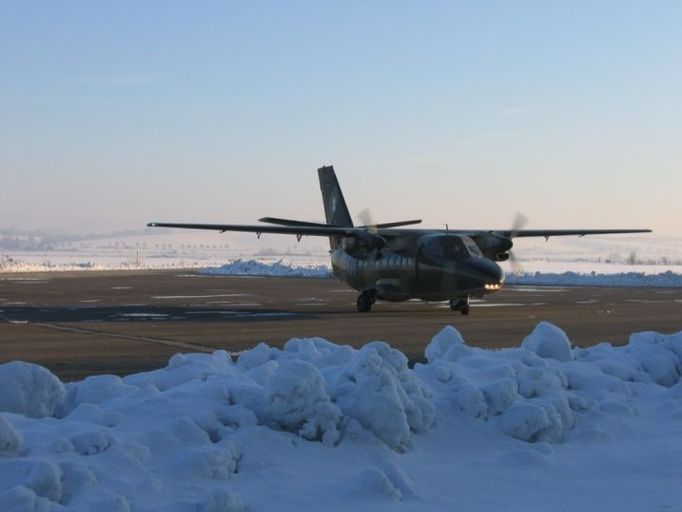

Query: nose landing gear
<box><xmin>357</xmin><ymin>289</ymin><xmax>377</xmax><ymax>313</ymax></box>
<box><xmin>449</xmin><ymin>296</ymin><xmax>470</xmax><ymax>315</ymax></box>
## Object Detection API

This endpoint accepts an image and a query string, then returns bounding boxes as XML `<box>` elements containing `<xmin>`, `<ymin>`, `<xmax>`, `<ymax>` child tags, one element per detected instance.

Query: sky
<box><xmin>1</xmin><ymin>1</ymin><xmax>681</xmax><ymax>235</ymax></box>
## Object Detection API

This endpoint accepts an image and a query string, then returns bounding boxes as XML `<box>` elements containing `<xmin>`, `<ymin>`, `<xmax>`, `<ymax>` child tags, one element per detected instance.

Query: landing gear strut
<box><xmin>357</xmin><ymin>290</ymin><xmax>376</xmax><ymax>313</ymax></box>
<box><xmin>449</xmin><ymin>296</ymin><xmax>470</xmax><ymax>316</ymax></box>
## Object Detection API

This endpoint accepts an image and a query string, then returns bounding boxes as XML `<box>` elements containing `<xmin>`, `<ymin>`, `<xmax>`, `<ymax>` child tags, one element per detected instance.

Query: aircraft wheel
<box><xmin>449</xmin><ymin>297</ymin><xmax>470</xmax><ymax>315</ymax></box>
<box><xmin>357</xmin><ymin>292</ymin><xmax>373</xmax><ymax>313</ymax></box>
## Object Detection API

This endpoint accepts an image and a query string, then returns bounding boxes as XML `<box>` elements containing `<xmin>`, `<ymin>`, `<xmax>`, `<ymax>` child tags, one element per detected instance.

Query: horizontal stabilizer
<box><xmin>359</xmin><ymin>219</ymin><xmax>422</xmax><ymax>229</ymax></box>
<box><xmin>259</xmin><ymin>217</ymin><xmax>422</xmax><ymax>230</ymax></box>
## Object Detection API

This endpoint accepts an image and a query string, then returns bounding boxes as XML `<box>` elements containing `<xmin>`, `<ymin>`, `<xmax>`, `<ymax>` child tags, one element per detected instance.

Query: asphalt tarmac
<box><xmin>1</xmin><ymin>269</ymin><xmax>681</xmax><ymax>381</ymax></box>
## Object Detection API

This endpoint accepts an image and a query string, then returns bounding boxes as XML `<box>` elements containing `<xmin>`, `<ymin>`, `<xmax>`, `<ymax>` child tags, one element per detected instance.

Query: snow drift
<box><xmin>200</xmin><ymin>259</ymin><xmax>331</xmax><ymax>278</ymax></box>
<box><xmin>1</xmin><ymin>324</ymin><xmax>681</xmax><ymax>511</ymax></box>
<box><xmin>506</xmin><ymin>270</ymin><xmax>682</xmax><ymax>288</ymax></box>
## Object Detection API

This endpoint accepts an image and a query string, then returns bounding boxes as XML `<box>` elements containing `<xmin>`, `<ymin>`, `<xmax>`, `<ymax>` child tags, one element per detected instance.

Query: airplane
<box><xmin>148</xmin><ymin>166</ymin><xmax>651</xmax><ymax>315</ymax></box>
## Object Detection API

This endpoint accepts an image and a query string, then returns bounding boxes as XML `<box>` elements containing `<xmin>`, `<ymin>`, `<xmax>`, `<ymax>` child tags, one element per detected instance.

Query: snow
<box><xmin>1</xmin><ymin>324</ymin><xmax>682</xmax><ymax>510</ymax></box>
<box><xmin>506</xmin><ymin>269</ymin><xmax>682</xmax><ymax>287</ymax></box>
<box><xmin>201</xmin><ymin>259</ymin><xmax>331</xmax><ymax>278</ymax></box>
<box><xmin>520</xmin><ymin>321</ymin><xmax>574</xmax><ymax>362</ymax></box>
<box><xmin>0</xmin><ymin>362</ymin><xmax>66</xmax><ymax>418</ymax></box>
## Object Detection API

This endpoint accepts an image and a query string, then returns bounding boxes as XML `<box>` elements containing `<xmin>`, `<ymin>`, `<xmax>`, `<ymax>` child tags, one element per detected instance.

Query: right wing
<box><xmin>148</xmin><ymin>222</ymin><xmax>352</xmax><ymax>236</ymax></box>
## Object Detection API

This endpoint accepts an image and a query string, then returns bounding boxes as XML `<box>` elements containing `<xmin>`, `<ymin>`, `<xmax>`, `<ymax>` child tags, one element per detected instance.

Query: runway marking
<box><xmin>117</xmin><ymin>313</ymin><xmax>170</xmax><ymax>318</ymax></box>
<box><xmin>0</xmin><ymin>277</ymin><xmax>49</xmax><ymax>282</ymax></box>
<box><xmin>625</xmin><ymin>299</ymin><xmax>664</xmax><ymax>304</ymax></box>
<box><xmin>184</xmin><ymin>310</ymin><xmax>239</xmax><ymax>315</ymax></box>
<box><xmin>152</xmin><ymin>294</ymin><xmax>252</xmax><ymax>299</ymax></box>
<box><xmin>111</xmin><ymin>286</ymin><xmax>132</xmax><ymax>290</ymax></box>
<box><xmin>246</xmin><ymin>312</ymin><xmax>295</xmax><ymax>318</ymax></box>
<box><xmin>474</xmin><ymin>302</ymin><xmax>547</xmax><ymax>308</ymax></box>
<box><xmin>31</xmin><ymin>322</ymin><xmax>214</xmax><ymax>353</ymax></box>
<box><xmin>509</xmin><ymin>287</ymin><xmax>567</xmax><ymax>293</ymax></box>
<box><xmin>576</xmin><ymin>299</ymin><xmax>601</xmax><ymax>304</ymax></box>
<box><xmin>202</xmin><ymin>301</ymin><xmax>247</xmax><ymax>305</ymax></box>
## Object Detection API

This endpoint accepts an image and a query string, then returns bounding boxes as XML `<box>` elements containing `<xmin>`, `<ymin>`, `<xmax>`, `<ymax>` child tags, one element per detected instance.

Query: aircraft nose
<box><xmin>465</xmin><ymin>257</ymin><xmax>505</xmax><ymax>284</ymax></box>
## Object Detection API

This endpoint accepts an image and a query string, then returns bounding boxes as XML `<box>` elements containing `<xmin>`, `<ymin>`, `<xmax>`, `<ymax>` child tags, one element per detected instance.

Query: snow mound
<box><xmin>264</xmin><ymin>360</ymin><xmax>342</xmax><ymax>445</ymax></box>
<box><xmin>424</xmin><ymin>325</ymin><xmax>472</xmax><ymax>363</ymax></box>
<box><xmin>0</xmin><ymin>362</ymin><xmax>66</xmax><ymax>418</ymax></box>
<box><xmin>200</xmin><ymin>259</ymin><xmax>332</xmax><ymax>278</ymax></box>
<box><xmin>328</xmin><ymin>342</ymin><xmax>435</xmax><ymax>452</ymax></box>
<box><xmin>0</xmin><ymin>416</ymin><xmax>22</xmax><ymax>455</ymax></box>
<box><xmin>419</xmin><ymin>324</ymin><xmax>682</xmax><ymax>443</ymax></box>
<box><xmin>521</xmin><ymin>321</ymin><xmax>574</xmax><ymax>362</ymax></box>
<box><xmin>238</xmin><ymin>338</ymin><xmax>435</xmax><ymax>452</ymax></box>
<box><xmin>1</xmin><ymin>324</ymin><xmax>682</xmax><ymax>510</ymax></box>
<box><xmin>506</xmin><ymin>270</ymin><xmax>682</xmax><ymax>288</ymax></box>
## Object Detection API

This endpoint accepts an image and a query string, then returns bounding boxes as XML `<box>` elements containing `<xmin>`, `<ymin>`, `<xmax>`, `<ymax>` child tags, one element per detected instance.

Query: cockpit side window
<box><xmin>440</xmin><ymin>236</ymin><xmax>467</xmax><ymax>258</ymax></box>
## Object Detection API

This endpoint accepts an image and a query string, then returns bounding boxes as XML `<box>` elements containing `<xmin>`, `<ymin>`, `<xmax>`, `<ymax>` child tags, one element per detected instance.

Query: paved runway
<box><xmin>1</xmin><ymin>270</ymin><xmax>681</xmax><ymax>380</ymax></box>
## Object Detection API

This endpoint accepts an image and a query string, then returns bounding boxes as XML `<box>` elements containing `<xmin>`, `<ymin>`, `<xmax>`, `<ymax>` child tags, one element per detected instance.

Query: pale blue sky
<box><xmin>1</xmin><ymin>1</ymin><xmax>681</xmax><ymax>234</ymax></box>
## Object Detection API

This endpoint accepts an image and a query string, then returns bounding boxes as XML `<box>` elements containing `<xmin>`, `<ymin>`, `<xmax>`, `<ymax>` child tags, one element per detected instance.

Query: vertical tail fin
<box><xmin>318</xmin><ymin>166</ymin><xmax>353</xmax><ymax>227</ymax></box>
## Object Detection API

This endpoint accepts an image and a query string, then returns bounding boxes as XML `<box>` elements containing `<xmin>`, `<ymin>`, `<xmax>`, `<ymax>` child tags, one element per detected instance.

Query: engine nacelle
<box><xmin>470</xmin><ymin>232</ymin><xmax>514</xmax><ymax>260</ymax></box>
<box><xmin>342</xmin><ymin>231</ymin><xmax>386</xmax><ymax>252</ymax></box>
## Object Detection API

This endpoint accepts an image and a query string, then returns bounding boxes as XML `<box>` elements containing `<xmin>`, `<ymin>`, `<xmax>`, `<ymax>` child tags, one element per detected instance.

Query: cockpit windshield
<box><xmin>423</xmin><ymin>235</ymin><xmax>483</xmax><ymax>259</ymax></box>
<box><xmin>461</xmin><ymin>236</ymin><xmax>483</xmax><ymax>257</ymax></box>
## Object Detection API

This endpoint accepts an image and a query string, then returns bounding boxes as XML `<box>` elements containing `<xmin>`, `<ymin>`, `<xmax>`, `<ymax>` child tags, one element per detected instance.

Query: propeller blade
<box><xmin>509</xmin><ymin>250</ymin><xmax>524</xmax><ymax>274</ymax></box>
<box><xmin>510</xmin><ymin>211</ymin><xmax>529</xmax><ymax>238</ymax></box>
<box><xmin>357</xmin><ymin>208</ymin><xmax>378</xmax><ymax>234</ymax></box>
<box><xmin>508</xmin><ymin>212</ymin><xmax>527</xmax><ymax>273</ymax></box>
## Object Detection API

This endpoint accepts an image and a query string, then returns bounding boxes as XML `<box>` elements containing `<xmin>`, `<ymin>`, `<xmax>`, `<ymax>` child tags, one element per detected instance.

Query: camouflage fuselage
<box><xmin>330</xmin><ymin>232</ymin><xmax>505</xmax><ymax>302</ymax></box>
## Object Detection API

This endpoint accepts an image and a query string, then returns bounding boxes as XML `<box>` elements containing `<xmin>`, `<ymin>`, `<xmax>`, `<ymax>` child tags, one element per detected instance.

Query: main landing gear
<box><xmin>449</xmin><ymin>296</ymin><xmax>470</xmax><ymax>316</ymax></box>
<box><xmin>357</xmin><ymin>290</ymin><xmax>377</xmax><ymax>313</ymax></box>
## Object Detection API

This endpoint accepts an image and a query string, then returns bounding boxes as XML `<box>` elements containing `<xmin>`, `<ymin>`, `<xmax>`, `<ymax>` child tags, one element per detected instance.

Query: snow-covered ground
<box><xmin>2</xmin><ymin>231</ymin><xmax>682</xmax><ymax>287</ymax></box>
<box><xmin>1</xmin><ymin>323</ymin><xmax>681</xmax><ymax>511</ymax></box>
<box><xmin>201</xmin><ymin>259</ymin><xmax>331</xmax><ymax>278</ymax></box>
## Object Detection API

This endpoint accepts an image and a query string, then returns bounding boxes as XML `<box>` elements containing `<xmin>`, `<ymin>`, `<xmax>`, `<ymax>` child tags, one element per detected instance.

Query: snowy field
<box><xmin>1</xmin><ymin>323</ymin><xmax>682</xmax><ymax>511</ymax></box>
<box><xmin>2</xmin><ymin>231</ymin><xmax>682</xmax><ymax>287</ymax></box>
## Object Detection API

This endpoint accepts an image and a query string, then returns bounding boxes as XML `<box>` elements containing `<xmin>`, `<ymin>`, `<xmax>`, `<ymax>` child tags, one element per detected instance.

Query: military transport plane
<box><xmin>148</xmin><ymin>166</ymin><xmax>651</xmax><ymax>314</ymax></box>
